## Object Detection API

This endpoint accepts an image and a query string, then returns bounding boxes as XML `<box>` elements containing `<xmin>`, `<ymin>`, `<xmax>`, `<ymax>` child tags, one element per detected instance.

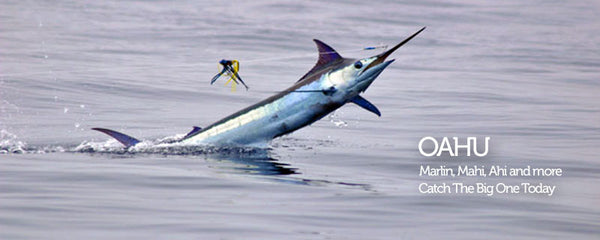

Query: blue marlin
<box><xmin>93</xmin><ymin>27</ymin><xmax>425</xmax><ymax>148</ymax></box>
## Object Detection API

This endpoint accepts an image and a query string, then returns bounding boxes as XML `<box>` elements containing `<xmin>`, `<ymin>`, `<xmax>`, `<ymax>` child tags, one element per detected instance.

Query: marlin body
<box><xmin>93</xmin><ymin>28</ymin><xmax>425</xmax><ymax>148</ymax></box>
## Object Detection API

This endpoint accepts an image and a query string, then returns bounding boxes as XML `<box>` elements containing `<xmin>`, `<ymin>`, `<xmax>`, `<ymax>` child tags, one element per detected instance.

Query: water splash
<box><xmin>328</xmin><ymin>110</ymin><xmax>348</xmax><ymax>128</ymax></box>
<box><xmin>71</xmin><ymin>138</ymin><xmax>269</xmax><ymax>155</ymax></box>
<box><xmin>1</xmin><ymin>130</ymin><xmax>67</xmax><ymax>154</ymax></box>
<box><xmin>0</xmin><ymin>130</ymin><xmax>27</xmax><ymax>154</ymax></box>
<box><xmin>70</xmin><ymin>136</ymin><xmax>297</xmax><ymax>175</ymax></box>
<box><xmin>0</xmin><ymin>129</ymin><xmax>262</xmax><ymax>156</ymax></box>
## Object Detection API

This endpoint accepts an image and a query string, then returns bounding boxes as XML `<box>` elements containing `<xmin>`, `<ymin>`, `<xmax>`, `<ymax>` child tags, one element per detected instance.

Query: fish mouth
<box><xmin>358</xmin><ymin>59</ymin><xmax>395</xmax><ymax>83</ymax></box>
<box><xmin>363</xmin><ymin>27</ymin><xmax>426</xmax><ymax>72</ymax></box>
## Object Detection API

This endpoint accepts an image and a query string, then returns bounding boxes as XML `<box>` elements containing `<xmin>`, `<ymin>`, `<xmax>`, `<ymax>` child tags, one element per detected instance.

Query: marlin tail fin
<box><xmin>92</xmin><ymin>128</ymin><xmax>141</xmax><ymax>147</ymax></box>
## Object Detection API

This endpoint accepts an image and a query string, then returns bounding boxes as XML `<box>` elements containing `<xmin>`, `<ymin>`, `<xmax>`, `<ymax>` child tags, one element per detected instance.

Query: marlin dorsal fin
<box><xmin>298</xmin><ymin>39</ymin><xmax>344</xmax><ymax>81</ymax></box>
<box><xmin>314</xmin><ymin>39</ymin><xmax>343</xmax><ymax>66</ymax></box>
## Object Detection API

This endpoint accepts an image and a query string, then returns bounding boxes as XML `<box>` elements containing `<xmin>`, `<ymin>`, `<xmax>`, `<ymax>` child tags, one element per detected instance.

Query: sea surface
<box><xmin>1</xmin><ymin>0</ymin><xmax>599</xmax><ymax>239</ymax></box>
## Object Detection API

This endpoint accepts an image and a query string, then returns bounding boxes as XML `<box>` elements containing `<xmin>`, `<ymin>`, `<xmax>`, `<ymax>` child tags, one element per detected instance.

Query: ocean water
<box><xmin>1</xmin><ymin>0</ymin><xmax>599</xmax><ymax>239</ymax></box>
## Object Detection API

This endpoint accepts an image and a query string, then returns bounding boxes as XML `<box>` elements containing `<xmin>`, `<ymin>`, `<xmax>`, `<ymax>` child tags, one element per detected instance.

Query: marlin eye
<box><xmin>354</xmin><ymin>61</ymin><xmax>363</xmax><ymax>69</ymax></box>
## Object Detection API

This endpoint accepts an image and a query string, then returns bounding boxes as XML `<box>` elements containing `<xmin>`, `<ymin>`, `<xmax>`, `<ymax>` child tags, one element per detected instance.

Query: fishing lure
<box><xmin>210</xmin><ymin>59</ymin><xmax>249</xmax><ymax>91</ymax></box>
<box><xmin>364</xmin><ymin>45</ymin><xmax>388</xmax><ymax>50</ymax></box>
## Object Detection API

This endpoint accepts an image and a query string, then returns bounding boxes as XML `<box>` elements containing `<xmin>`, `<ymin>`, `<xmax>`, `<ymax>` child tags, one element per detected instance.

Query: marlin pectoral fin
<box><xmin>92</xmin><ymin>128</ymin><xmax>141</xmax><ymax>147</ymax></box>
<box><xmin>211</xmin><ymin>68</ymin><xmax>228</xmax><ymax>84</ymax></box>
<box><xmin>183</xmin><ymin>126</ymin><xmax>202</xmax><ymax>139</ymax></box>
<box><xmin>350</xmin><ymin>95</ymin><xmax>381</xmax><ymax>117</ymax></box>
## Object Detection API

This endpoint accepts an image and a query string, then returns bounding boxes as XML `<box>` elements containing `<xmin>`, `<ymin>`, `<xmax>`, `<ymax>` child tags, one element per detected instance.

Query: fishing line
<box><xmin>0</xmin><ymin>45</ymin><xmax>387</xmax><ymax>78</ymax></box>
<box><xmin>252</xmin><ymin>89</ymin><xmax>337</xmax><ymax>94</ymax></box>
